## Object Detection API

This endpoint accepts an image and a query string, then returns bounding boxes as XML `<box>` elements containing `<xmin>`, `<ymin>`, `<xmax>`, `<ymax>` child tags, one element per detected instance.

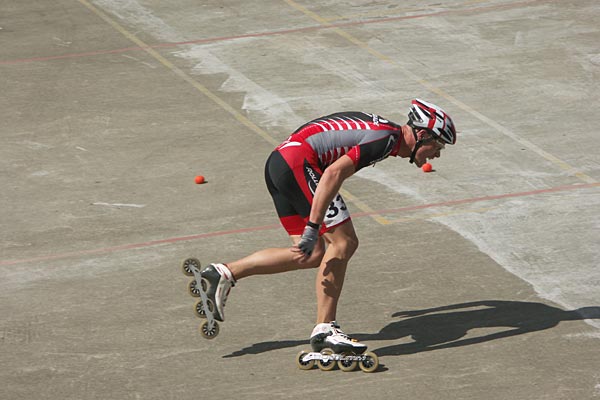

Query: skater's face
<box><xmin>413</xmin><ymin>130</ymin><xmax>445</xmax><ymax>167</ymax></box>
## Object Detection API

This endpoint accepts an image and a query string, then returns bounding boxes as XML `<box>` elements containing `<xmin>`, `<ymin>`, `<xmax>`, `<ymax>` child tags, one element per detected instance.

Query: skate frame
<box><xmin>188</xmin><ymin>263</ymin><xmax>217</xmax><ymax>333</ymax></box>
<box><xmin>301</xmin><ymin>352</ymin><xmax>371</xmax><ymax>363</ymax></box>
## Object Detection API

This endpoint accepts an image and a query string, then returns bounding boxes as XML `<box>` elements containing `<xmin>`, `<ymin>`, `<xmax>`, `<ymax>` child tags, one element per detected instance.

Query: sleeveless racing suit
<box><xmin>264</xmin><ymin>111</ymin><xmax>402</xmax><ymax>235</ymax></box>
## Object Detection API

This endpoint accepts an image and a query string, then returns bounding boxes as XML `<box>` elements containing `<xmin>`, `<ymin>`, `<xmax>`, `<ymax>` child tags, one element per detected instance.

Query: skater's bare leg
<box><xmin>227</xmin><ymin>236</ymin><xmax>325</xmax><ymax>280</ymax></box>
<box><xmin>315</xmin><ymin>221</ymin><xmax>358</xmax><ymax>323</ymax></box>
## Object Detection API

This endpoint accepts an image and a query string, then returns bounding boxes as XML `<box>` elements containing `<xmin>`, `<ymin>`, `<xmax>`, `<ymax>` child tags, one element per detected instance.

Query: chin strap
<box><xmin>409</xmin><ymin>125</ymin><xmax>418</xmax><ymax>164</ymax></box>
<box><xmin>409</xmin><ymin>135</ymin><xmax>434</xmax><ymax>164</ymax></box>
<box><xmin>409</xmin><ymin>141</ymin><xmax>423</xmax><ymax>164</ymax></box>
<box><xmin>409</xmin><ymin>125</ymin><xmax>426</xmax><ymax>164</ymax></box>
<box><xmin>409</xmin><ymin>124</ymin><xmax>443</xmax><ymax>164</ymax></box>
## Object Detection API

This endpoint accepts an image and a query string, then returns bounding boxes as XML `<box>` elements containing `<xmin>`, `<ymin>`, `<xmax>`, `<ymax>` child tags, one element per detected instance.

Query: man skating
<box><xmin>199</xmin><ymin>99</ymin><xmax>457</xmax><ymax>353</ymax></box>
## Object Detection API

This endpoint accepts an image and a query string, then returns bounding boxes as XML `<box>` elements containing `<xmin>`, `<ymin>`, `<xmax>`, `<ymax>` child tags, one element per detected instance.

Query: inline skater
<box><xmin>199</xmin><ymin>98</ymin><xmax>457</xmax><ymax>353</ymax></box>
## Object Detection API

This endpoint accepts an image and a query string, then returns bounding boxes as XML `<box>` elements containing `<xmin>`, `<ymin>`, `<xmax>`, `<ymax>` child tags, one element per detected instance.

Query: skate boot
<box><xmin>296</xmin><ymin>321</ymin><xmax>378</xmax><ymax>372</ymax></box>
<box><xmin>201</xmin><ymin>263</ymin><xmax>236</xmax><ymax>322</ymax></box>
<box><xmin>310</xmin><ymin>321</ymin><xmax>368</xmax><ymax>354</ymax></box>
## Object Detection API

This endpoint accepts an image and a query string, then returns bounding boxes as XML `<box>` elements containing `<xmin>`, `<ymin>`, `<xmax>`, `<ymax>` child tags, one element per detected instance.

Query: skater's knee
<box><xmin>349</xmin><ymin>235</ymin><xmax>359</xmax><ymax>255</ymax></box>
<box><xmin>329</xmin><ymin>230</ymin><xmax>359</xmax><ymax>253</ymax></box>
<box><xmin>327</xmin><ymin>232</ymin><xmax>359</xmax><ymax>260</ymax></box>
<box><xmin>323</xmin><ymin>222</ymin><xmax>359</xmax><ymax>259</ymax></box>
<box><xmin>339</xmin><ymin>235</ymin><xmax>359</xmax><ymax>259</ymax></box>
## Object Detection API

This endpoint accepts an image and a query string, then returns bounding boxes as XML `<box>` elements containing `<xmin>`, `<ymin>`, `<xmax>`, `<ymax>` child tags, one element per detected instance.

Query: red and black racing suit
<box><xmin>265</xmin><ymin>111</ymin><xmax>403</xmax><ymax>235</ymax></box>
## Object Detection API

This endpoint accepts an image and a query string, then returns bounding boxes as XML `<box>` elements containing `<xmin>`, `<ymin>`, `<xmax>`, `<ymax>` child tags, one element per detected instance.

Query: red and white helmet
<box><xmin>408</xmin><ymin>99</ymin><xmax>457</xmax><ymax>145</ymax></box>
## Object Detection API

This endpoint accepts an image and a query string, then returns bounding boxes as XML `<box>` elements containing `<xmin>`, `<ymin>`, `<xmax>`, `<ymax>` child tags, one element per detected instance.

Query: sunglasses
<box><xmin>415</xmin><ymin>129</ymin><xmax>446</xmax><ymax>150</ymax></box>
<box><xmin>412</xmin><ymin>126</ymin><xmax>446</xmax><ymax>149</ymax></box>
<box><xmin>433</xmin><ymin>136</ymin><xmax>446</xmax><ymax>150</ymax></box>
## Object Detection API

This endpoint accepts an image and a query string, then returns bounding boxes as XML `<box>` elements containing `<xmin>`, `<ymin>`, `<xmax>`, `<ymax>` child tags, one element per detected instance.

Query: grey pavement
<box><xmin>1</xmin><ymin>0</ymin><xmax>599</xmax><ymax>399</ymax></box>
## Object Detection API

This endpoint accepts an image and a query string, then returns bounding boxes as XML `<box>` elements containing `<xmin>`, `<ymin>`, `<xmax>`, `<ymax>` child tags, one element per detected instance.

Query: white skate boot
<box><xmin>201</xmin><ymin>263</ymin><xmax>235</xmax><ymax>322</ymax></box>
<box><xmin>296</xmin><ymin>321</ymin><xmax>378</xmax><ymax>372</ymax></box>
<box><xmin>181</xmin><ymin>258</ymin><xmax>235</xmax><ymax>339</ymax></box>
<box><xmin>310</xmin><ymin>321</ymin><xmax>368</xmax><ymax>354</ymax></box>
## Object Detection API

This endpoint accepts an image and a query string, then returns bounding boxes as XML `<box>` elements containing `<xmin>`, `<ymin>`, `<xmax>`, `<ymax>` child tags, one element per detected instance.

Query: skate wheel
<box><xmin>199</xmin><ymin>320</ymin><xmax>219</xmax><ymax>339</ymax></box>
<box><xmin>187</xmin><ymin>278</ymin><xmax>208</xmax><ymax>298</ymax></box>
<box><xmin>182</xmin><ymin>258</ymin><xmax>200</xmax><ymax>276</ymax></box>
<box><xmin>358</xmin><ymin>351</ymin><xmax>379</xmax><ymax>373</ymax></box>
<box><xmin>338</xmin><ymin>353</ymin><xmax>357</xmax><ymax>372</ymax></box>
<box><xmin>188</xmin><ymin>280</ymin><xmax>200</xmax><ymax>297</ymax></box>
<box><xmin>194</xmin><ymin>298</ymin><xmax>215</xmax><ymax>318</ymax></box>
<box><xmin>317</xmin><ymin>349</ymin><xmax>336</xmax><ymax>371</ymax></box>
<box><xmin>295</xmin><ymin>351</ymin><xmax>314</xmax><ymax>370</ymax></box>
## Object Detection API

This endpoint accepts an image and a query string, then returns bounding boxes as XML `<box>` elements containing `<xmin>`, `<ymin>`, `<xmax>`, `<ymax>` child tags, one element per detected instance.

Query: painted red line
<box><xmin>0</xmin><ymin>0</ymin><xmax>547</xmax><ymax>65</ymax></box>
<box><xmin>145</xmin><ymin>0</ymin><xmax>547</xmax><ymax>48</ymax></box>
<box><xmin>0</xmin><ymin>46</ymin><xmax>143</xmax><ymax>65</ymax></box>
<box><xmin>0</xmin><ymin>224</ymin><xmax>279</xmax><ymax>267</ymax></box>
<box><xmin>1</xmin><ymin>182</ymin><xmax>597</xmax><ymax>267</ymax></box>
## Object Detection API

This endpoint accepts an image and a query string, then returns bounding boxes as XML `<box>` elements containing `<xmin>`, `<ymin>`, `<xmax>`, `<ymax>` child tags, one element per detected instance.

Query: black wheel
<box><xmin>182</xmin><ymin>257</ymin><xmax>200</xmax><ymax>276</ymax></box>
<box><xmin>199</xmin><ymin>320</ymin><xmax>219</xmax><ymax>339</ymax></box>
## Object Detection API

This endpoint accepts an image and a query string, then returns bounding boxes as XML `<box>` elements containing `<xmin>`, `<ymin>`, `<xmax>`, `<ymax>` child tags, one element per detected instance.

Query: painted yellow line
<box><xmin>77</xmin><ymin>0</ymin><xmax>391</xmax><ymax>224</ymax></box>
<box><xmin>339</xmin><ymin>188</ymin><xmax>391</xmax><ymax>225</ymax></box>
<box><xmin>284</xmin><ymin>0</ymin><xmax>596</xmax><ymax>185</ymax></box>
<box><xmin>416</xmin><ymin>82</ymin><xmax>597</xmax><ymax>184</ymax></box>
<box><xmin>387</xmin><ymin>207</ymin><xmax>496</xmax><ymax>224</ymax></box>
<box><xmin>77</xmin><ymin>0</ymin><xmax>279</xmax><ymax>147</ymax></box>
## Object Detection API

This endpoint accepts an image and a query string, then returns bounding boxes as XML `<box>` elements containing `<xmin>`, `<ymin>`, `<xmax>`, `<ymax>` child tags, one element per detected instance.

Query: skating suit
<box><xmin>265</xmin><ymin>111</ymin><xmax>402</xmax><ymax>235</ymax></box>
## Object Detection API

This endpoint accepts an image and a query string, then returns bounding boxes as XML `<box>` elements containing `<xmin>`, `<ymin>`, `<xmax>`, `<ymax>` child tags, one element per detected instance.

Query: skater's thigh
<box><xmin>265</xmin><ymin>150</ymin><xmax>314</xmax><ymax>235</ymax></box>
<box><xmin>322</xmin><ymin>219</ymin><xmax>358</xmax><ymax>247</ymax></box>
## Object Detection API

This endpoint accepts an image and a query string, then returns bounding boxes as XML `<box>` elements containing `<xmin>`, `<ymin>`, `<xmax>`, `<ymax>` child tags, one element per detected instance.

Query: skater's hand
<box><xmin>296</xmin><ymin>223</ymin><xmax>319</xmax><ymax>257</ymax></box>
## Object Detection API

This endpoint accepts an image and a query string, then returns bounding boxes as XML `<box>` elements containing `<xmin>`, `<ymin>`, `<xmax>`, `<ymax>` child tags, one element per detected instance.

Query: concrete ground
<box><xmin>1</xmin><ymin>0</ymin><xmax>599</xmax><ymax>399</ymax></box>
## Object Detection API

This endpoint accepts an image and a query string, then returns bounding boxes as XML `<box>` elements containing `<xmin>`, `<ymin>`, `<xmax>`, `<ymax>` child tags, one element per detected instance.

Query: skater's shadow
<box><xmin>359</xmin><ymin>300</ymin><xmax>600</xmax><ymax>356</ymax></box>
<box><xmin>222</xmin><ymin>300</ymin><xmax>600</xmax><ymax>358</ymax></box>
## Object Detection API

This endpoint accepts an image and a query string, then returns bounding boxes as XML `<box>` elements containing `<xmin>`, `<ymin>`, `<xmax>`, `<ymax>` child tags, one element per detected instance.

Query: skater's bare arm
<box><xmin>308</xmin><ymin>155</ymin><xmax>356</xmax><ymax>226</ymax></box>
<box><xmin>293</xmin><ymin>155</ymin><xmax>355</xmax><ymax>258</ymax></box>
